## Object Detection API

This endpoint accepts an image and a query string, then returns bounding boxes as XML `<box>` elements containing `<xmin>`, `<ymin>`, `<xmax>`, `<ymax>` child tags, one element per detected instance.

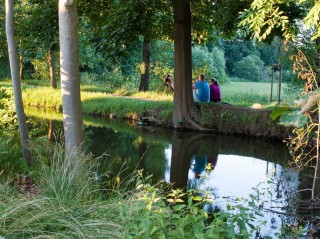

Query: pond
<box><xmin>28</xmin><ymin>112</ymin><xmax>320</xmax><ymax>238</ymax></box>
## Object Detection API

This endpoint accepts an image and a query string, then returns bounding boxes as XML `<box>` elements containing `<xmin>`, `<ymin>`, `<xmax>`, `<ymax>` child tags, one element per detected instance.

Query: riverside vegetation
<box><xmin>3</xmin><ymin>79</ymin><xmax>296</xmax><ymax>139</ymax></box>
<box><xmin>1</xmin><ymin>79</ymin><xmax>296</xmax><ymax>129</ymax></box>
<box><xmin>0</xmin><ymin>80</ymin><xmax>307</xmax><ymax>238</ymax></box>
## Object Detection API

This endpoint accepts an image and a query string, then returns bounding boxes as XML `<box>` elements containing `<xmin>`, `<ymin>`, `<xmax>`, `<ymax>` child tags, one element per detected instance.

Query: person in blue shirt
<box><xmin>192</xmin><ymin>74</ymin><xmax>210</xmax><ymax>102</ymax></box>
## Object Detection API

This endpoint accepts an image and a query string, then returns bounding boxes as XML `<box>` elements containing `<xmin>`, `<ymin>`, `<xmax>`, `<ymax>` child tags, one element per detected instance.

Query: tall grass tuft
<box><xmin>0</xmin><ymin>142</ymin><xmax>125</xmax><ymax>238</ymax></box>
<box><xmin>35</xmin><ymin>142</ymin><xmax>100</xmax><ymax>205</ymax></box>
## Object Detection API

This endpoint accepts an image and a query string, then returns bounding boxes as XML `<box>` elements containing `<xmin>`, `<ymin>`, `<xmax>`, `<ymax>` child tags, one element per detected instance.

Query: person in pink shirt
<box><xmin>209</xmin><ymin>78</ymin><xmax>221</xmax><ymax>102</ymax></box>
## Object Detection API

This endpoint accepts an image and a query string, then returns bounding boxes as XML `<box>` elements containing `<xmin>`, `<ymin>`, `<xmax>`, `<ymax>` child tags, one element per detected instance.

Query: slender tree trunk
<box><xmin>5</xmin><ymin>0</ymin><xmax>33</xmax><ymax>166</ymax></box>
<box><xmin>312</xmin><ymin>103</ymin><xmax>320</xmax><ymax>198</ymax></box>
<box><xmin>47</xmin><ymin>120</ymin><xmax>55</xmax><ymax>142</ymax></box>
<box><xmin>48</xmin><ymin>49</ymin><xmax>57</xmax><ymax>89</ymax></box>
<box><xmin>19</xmin><ymin>55</ymin><xmax>24</xmax><ymax>80</ymax></box>
<box><xmin>30</xmin><ymin>62</ymin><xmax>35</xmax><ymax>79</ymax></box>
<box><xmin>58</xmin><ymin>0</ymin><xmax>84</xmax><ymax>157</ymax></box>
<box><xmin>316</xmin><ymin>38</ymin><xmax>320</xmax><ymax>86</ymax></box>
<box><xmin>172</xmin><ymin>0</ymin><xmax>194</xmax><ymax>129</ymax></box>
<box><xmin>139</xmin><ymin>37</ymin><xmax>151</xmax><ymax>92</ymax></box>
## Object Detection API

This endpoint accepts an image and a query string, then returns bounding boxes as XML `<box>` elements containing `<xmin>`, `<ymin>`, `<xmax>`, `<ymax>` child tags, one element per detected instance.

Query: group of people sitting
<box><xmin>193</xmin><ymin>73</ymin><xmax>221</xmax><ymax>103</ymax></box>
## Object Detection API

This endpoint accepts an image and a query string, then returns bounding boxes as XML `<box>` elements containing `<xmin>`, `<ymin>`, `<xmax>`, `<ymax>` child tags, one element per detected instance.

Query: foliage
<box><xmin>0</xmin><ymin>58</ymin><xmax>10</xmax><ymax>78</ymax></box>
<box><xmin>0</xmin><ymin>87</ymin><xmax>28</xmax><ymax>175</ymax></box>
<box><xmin>233</xmin><ymin>55</ymin><xmax>268</xmax><ymax>81</ymax></box>
<box><xmin>192</xmin><ymin>45</ymin><xmax>227</xmax><ymax>83</ymax></box>
<box><xmin>221</xmin><ymin>38</ymin><xmax>261</xmax><ymax>76</ymax></box>
<box><xmin>206</xmin><ymin>0</ymin><xmax>251</xmax><ymax>38</ymax></box>
<box><xmin>0</xmin><ymin>88</ymin><xmax>16</xmax><ymax>130</ymax></box>
<box><xmin>0</xmin><ymin>134</ymin><xmax>28</xmax><ymax>177</ymax></box>
<box><xmin>31</xmin><ymin>58</ymin><xmax>50</xmax><ymax>80</ymax></box>
<box><xmin>78</xmin><ymin>17</ymin><xmax>105</xmax><ymax>73</ymax></box>
<box><xmin>0</xmin><ymin>3</ymin><xmax>6</xmax><ymax>57</ymax></box>
<box><xmin>192</xmin><ymin>46</ymin><xmax>214</xmax><ymax>77</ymax></box>
<box><xmin>210</xmin><ymin>47</ymin><xmax>228</xmax><ymax>83</ymax></box>
<box><xmin>124</xmin><ymin>171</ymin><xmax>267</xmax><ymax>239</ymax></box>
<box><xmin>80</xmin><ymin>0</ymin><xmax>172</xmax><ymax>64</ymax></box>
<box><xmin>238</xmin><ymin>0</ymin><xmax>317</xmax><ymax>42</ymax></box>
<box><xmin>149</xmin><ymin>40</ymin><xmax>174</xmax><ymax>90</ymax></box>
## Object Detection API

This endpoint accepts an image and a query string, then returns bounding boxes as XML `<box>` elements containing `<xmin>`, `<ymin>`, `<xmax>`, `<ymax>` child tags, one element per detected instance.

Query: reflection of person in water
<box><xmin>192</xmin><ymin>154</ymin><xmax>208</xmax><ymax>179</ymax></box>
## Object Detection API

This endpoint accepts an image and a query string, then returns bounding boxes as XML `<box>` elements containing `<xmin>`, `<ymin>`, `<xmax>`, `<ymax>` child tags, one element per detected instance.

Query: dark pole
<box><xmin>277</xmin><ymin>65</ymin><xmax>282</xmax><ymax>104</ymax></box>
<box><xmin>270</xmin><ymin>65</ymin><xmax>274</xmax><ymax>102</ymax></box>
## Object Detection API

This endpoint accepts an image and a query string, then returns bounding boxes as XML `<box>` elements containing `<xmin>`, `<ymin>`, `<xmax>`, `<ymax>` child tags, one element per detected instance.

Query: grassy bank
<box><xmin>0</xmin><ymin>142</ymin><xmax>268</xmax><ymax>238</ymax></box>
<box><xmin>19</xmin><ymin>86</ymin><xmax>173</xmax><ymax>123</ymax></box>
<box><xmin>0</xmin><ymin>80</ymin><xmax>298</xmax><ymax>134</ymax></box>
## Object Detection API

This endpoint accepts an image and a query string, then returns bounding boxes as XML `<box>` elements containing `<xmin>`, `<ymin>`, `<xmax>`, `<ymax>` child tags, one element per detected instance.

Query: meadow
<box><xmin>220</xmin><ymin>81</ymin><xmax>296</xmax><ymax>107</ymax></box>
<box><xmin>0</xmin><ymin>79</ymin><xmax>298</xmax><ymax>108</ymax></box>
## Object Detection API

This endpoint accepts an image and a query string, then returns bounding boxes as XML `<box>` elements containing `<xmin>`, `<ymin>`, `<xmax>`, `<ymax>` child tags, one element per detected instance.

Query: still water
<box><xmin>29</xmin><ymin>113</ymin><xmax>319</xmax><ymax>238</ymax></box>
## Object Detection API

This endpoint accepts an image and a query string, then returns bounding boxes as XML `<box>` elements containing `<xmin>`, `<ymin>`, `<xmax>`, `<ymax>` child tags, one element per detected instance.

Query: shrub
<box><xmin>0</xmin><ymin>87</ymin><xmax>16</xmax><ymax>130</ymax></box>
<box><xmin>233</xmin><ymin>55</ymin><xmax>266</xmax><ymax>81</ymax></box>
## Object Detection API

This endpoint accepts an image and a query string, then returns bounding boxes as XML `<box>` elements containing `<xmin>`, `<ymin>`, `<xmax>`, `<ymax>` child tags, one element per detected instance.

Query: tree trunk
<box><xmin>172</xmin><ymin>0</ymin><xmax>212</xmax><ymax>132</ymax></box>
<box><xmin>48</xmin><ymin>49</ymin><xmax>57</xmax><ymax>89</ymax></box>
<box><xmin>316</xmin><ymin>38</ymin><xmax>320</xmax><ymax>86</ymax></box>
<box><xmin>172</xmin><ymin>0</ymin><xmax>194</xmax><ymax>129</ymax></box>
<box><xmin>139</xmin><ymin>37</ymin><xmax>151</xmax><ymax>92</ymax></box>
<box><xmin>58</xmin><ymin>0</ymin><xmax>84</xmax><ymax>157</ymax></box>
<box><xmin>47</xmin><ymin>120</ymin><xmax>55</xmax><ymax>142</ymax></box>
<box><xmin>30</xmin><ymin>62</ymin><xmax>35</xmax><ymax>79</ymax></box>
<box><xmin>5</xmin><ymin>0</ymin><xmax>33</xmax><ymax>167</ymax></box>
<box><xmin>19</xmin><ymin>55</ymin><xmax>24</xmax><ymax>80</ymax></box>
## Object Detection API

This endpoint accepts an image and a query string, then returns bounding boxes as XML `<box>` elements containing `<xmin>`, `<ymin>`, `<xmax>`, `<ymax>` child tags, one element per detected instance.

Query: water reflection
<box><xmin>27</xmin><ymin>114</ymin><xmax>318</xmax><ymax>237</ymax></box>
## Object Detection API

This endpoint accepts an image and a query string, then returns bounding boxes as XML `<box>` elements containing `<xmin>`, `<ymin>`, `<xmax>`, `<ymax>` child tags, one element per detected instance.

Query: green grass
<box><xmin>221</xmin><ymin>81</ymin><xmax>295</xmax><ymax>106</ymax></box>
<box><xmin>1</xmin><ymin>79</ymin><xmax>300</xmax><ymax>114</ymax></box>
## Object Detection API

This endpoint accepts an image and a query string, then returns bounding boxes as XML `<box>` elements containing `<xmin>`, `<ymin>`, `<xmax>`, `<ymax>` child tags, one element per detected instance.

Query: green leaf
<box><xmin>279</xmin><ymin>110</ymin><xmax>309</xmax><ymax>127</ymax></box>
<box><xmin>270</xmin><ymin>105</ymin><xmax>289</xmax><ymax>120</ymax></box>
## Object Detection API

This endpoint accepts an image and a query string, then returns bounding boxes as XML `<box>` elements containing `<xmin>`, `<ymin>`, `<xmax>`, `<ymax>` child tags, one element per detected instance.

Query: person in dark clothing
<box><xmin>209</xmin><ymin>78</ymin><xmax>221</xmax><ymax>102</ymax></box>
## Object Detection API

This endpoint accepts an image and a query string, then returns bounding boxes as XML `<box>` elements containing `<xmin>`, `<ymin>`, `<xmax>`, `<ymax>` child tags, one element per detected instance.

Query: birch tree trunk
<box><xmin>5</xmin><ymin>0</ymin><xmax>33</xmax><ymax>166</ymax></box>
<box><xmin>58</xmin><ymin>0</ymin><xmax>84</xmax><ymax>157</ymax></box>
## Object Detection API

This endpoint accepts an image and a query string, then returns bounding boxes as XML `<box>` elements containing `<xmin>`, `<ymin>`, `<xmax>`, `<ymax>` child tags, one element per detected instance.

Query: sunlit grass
<box><xmin>221</xmin><ymin>81</ymin><xmax>294</xmax><ymax>107</ymax></box>
<box><xmin>3</xmin><ymin>79</ymin><xmax>300</xmax><ymax>111</ymax></box>
<box><xmin>131</xmin><ymin>91</ymin><xmax>173</xmax><ymax>101</ymax></box>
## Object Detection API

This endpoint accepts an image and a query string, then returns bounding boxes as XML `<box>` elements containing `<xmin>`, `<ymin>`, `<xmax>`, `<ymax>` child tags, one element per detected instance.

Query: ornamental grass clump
<box><xmin>0</xmin><ymin>142</ymin><xmax>125</xmax><ymax>239</ymax></box>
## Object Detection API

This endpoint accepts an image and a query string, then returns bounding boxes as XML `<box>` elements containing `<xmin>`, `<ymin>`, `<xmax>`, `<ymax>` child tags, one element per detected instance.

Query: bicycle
<box><xmin>157</xmin><ymin>74</ymin><xmax>174</xmax><ymax>94</ymax></box>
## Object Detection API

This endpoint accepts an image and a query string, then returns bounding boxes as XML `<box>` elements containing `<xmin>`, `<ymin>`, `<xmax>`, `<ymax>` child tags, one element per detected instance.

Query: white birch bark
<box><xmin>58</xmin><ymin>0</ymin><xmax>84</xmax><ymax>157</ymax></box>
<box><xmin>5</xmin><ymin>0</ymin><xmax>33</xmax><ymax>166</ymax></box>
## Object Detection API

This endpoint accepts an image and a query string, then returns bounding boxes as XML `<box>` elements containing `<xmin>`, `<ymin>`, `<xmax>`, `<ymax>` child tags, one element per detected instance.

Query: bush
<box><xmin>233</xmin><ymin>55</ymin><xmax>266</xmax><ymax>81</ymax></box>
<box><xmin>210</xmin><ymin>47</ymin><xmax>228</xmax><ymax>83</ymax></box>
<box><xmin>0</xmin><ymin>88</ymin><xmax>16</xmax><ymax>130</ymax></box>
